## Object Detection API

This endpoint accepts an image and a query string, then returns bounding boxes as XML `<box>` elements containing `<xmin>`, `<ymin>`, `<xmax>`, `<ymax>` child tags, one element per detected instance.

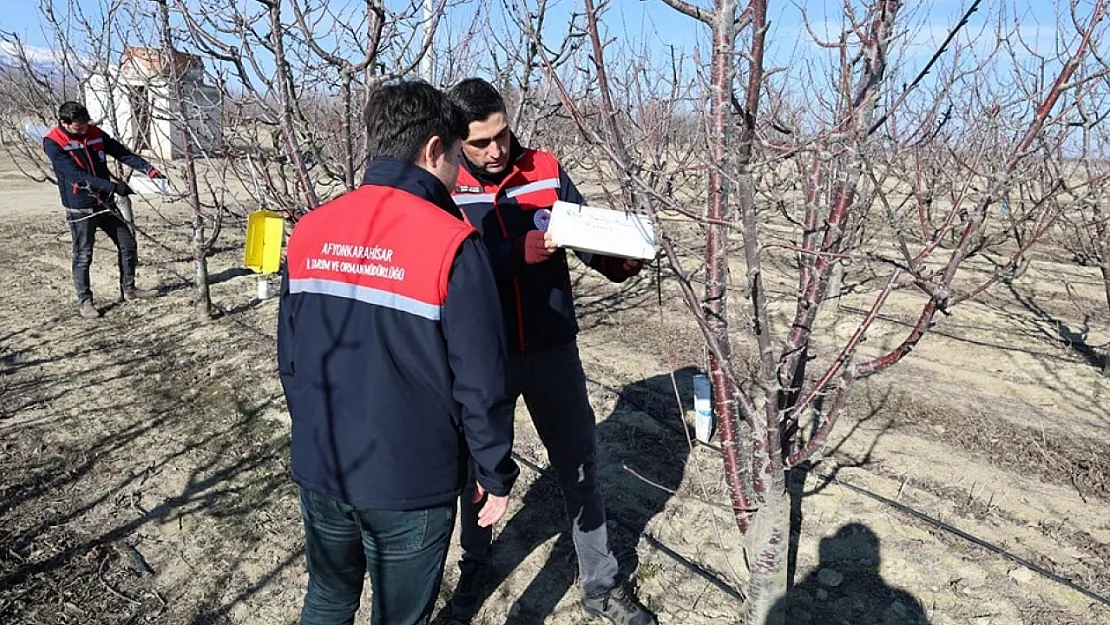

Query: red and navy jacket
<box><xmin>43</xmin><ymin>124</ymin><xmax>154</xmax><ymax>211</ymax></box>
<box><xmin>277</xmin><ymin>157</ymin><xmax>519</xmax><ymax>511</ymax></box>
<box><xmin>451</xmin><ymin>137</ymin><xmax>633</xmax><ymax>353</ymax></box>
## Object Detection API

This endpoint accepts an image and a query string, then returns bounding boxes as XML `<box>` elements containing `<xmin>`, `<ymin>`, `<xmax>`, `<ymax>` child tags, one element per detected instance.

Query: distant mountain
<box><xmin>0</xmin><ymin>43</ymin><xmax>65</xmax><ymax>76</ymax></box>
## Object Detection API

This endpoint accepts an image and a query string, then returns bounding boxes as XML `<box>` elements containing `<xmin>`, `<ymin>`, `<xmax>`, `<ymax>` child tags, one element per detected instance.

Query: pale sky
<box><xmin>0</xmin><ymin>1</ymin><xmax>1068</xmax><ymax>60</ymax></box>
<box><xmin>0</xmin><ymin>0</ymin><xmax>1086</xmax><ymax>99</ymax></box>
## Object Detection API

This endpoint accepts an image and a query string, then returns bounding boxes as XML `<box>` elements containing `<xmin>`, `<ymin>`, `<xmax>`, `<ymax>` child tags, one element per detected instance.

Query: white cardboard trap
<box><xmin>129</xmin><ymin>176</ymin><xmax>171</xmax><ymax>195</ymax></box>
<box><xmin>548</xmin><ymin>200</ymin><xmax>656</xmax><ymax>260</ymax></box>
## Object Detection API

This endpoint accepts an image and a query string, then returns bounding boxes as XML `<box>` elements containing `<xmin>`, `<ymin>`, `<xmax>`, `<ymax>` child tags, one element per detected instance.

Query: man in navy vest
<box><xmin>446</xmin><ymin>78</ymin><xmax>654</xmax><ymax>625</ymax></box>
<box><xmin>278</xmin><ymin>80</ymin><xmax>519</xmax><ymax>625</ymax></box>
<box><xmin>43</xmin><ymin>101</ymin><xmax>163</xmax><ymax>318</ymax></box>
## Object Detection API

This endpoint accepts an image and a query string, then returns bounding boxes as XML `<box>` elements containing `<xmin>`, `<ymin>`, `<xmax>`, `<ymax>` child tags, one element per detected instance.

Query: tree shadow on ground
<box><xmin>0</xmin><ymin>309</ymin><xmax>291</xmax><ymax>624</ymax></box>
<box><xmin>208</xmin><ymin>266</ymin><xmax>256</xmax><ymax>286</ymax></box>
<box><xmin>0</xmin><ymin>204</ymin><xmax>303</xmax><ymax>625</ymax></box>
<box><xmin>571</xmin><ymin>260</ymin><xmax>660</xmax><ymax>332</ymax></box>
<box><xmin>768</xmin><ymin>522</ymin><xmax>929</xmax><ymax>625</ymax></box>
<box><xmin>0</xmin><ymin>392</ymin><xmax>289</xmax><ymax>606</ymax></box>
<box><xmin>1002</xmin><ymin>280</ymin><xmax>1106</xmax><ymax>370</ymax></box>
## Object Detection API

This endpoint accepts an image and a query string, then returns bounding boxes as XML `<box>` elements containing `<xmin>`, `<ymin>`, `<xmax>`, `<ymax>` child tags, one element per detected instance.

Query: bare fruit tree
<box><xmin>0</xmin><ymin>0</ymin><xmax>458</xmax><ymax>316</ymax></box>
<box><xmin>1058</xmin><ymin>66</ymin><xmax>1110</xmax><ymax>375</ymax></box>
<box><xmin>156</xmin><ymin>0</ymin><xmax>211</xmax><ymax>318</ymax></box>
<box><xmin>533</xmin><ymin>0</ymin><xmax>1110</xmax><ymax>621</ymax></box>
<box><xmin>0</xmin><ymin>0</ymin><xmax>132</xmax><ymax>185</ymax></box>
<box><xmin>170</xmin><ymin>0</ymin><xmax>461</xmax><ymax>217</ymax></box>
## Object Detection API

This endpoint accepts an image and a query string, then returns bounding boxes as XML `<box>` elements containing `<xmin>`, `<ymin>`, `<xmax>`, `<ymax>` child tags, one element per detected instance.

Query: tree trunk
<box><xmin>702</xmin><ymin>0</ymin><xmax>757</xmax><ymax>536</ymax></box>
<box><xmin>744</xmin><ymin>487</ymin><xmax>790</xmax><ymax>625</ymax></box>
<box><xmin>193</xmin><ymin>211</ymin><xmax>212</xmax><ymax>319</ymax></box>
<box><xmin>1100</xmin><ymin>264</ymin><xmax>1110</xmax><ymax>376</ymax></box>
<box><xmin>827</xmin><ymin>261</ymin><xmax>844</xmax><ymax>309</ymax></box>
<box><xmin>159</xmin><ymin>0</ymin><xmax>211</xmax><ymax>319</ymax></box>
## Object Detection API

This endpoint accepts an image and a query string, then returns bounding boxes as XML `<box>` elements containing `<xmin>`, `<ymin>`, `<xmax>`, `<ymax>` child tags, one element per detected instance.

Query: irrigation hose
<box><xmin>814</xmin><ymin>471</ymin><xmax>1110</xmax><ymax>609</ymax></box>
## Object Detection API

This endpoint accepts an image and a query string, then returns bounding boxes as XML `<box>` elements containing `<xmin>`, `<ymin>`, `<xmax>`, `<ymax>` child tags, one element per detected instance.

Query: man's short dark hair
<box><xmin>447</xmin><ymin>78</ymin><xmax>506</xmax><ymax>125</ymax></box>
<box><xmin>363</xmin><ymin>80</ymin><xmax>467</xmax><ymax>164</ymax></box>
<box><xmin>58</xmin><ymin>101</ymin><xmax>90</xmax><ymax>123</ymax></box>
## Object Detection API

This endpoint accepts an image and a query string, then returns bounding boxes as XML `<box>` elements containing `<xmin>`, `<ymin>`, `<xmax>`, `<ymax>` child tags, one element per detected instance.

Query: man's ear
<box><xmin>422</xmin><ymin>134</ymin><xmax>444</xmax><ymax>168</ymax></box>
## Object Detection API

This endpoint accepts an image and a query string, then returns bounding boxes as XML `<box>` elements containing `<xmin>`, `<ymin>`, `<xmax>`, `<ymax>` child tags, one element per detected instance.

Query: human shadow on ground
<box><xmin>783</xmin><ymin>383</ymin><xmax>896</xmax><ymax>588</ymax></box>
<box><xmin>433</xmin><ymin>366</ymin><xmax>698</xmax><ymax>624</ymax></box>
<box><xmin>768</xmin><ymin>522</ymin><xmax>929</xmax><ymax>625</ymax></box>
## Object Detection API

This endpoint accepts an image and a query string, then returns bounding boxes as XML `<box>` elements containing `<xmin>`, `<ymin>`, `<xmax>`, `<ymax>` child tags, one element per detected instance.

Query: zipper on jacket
<box><xmin>81</xmin><ymin>141</ymin><xmax>96</xmax><ymax>176</ymax></box>
<box><xmin>487</xmin><ymin>174</ymin><xmax>528</xmax><ymax>353</ymax></box>
<box><xmin>80</xmin><ymin>136</ymin><xmax>110</xmax><ymax>206</ymax></box>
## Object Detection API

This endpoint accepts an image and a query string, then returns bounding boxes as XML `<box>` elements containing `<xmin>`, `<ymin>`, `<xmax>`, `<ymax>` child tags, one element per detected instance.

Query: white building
<box><xmin>84</xmin><ymin>46</ymin><xmax>221</xmax><ymax>161</ymax></box>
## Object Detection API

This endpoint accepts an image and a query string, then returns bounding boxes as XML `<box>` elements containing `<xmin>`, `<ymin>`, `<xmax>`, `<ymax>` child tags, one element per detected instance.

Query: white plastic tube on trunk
<box><xmin>692</xmin><ymin>373</ymin><xmax>714</xmax><ymax>443</ymax></box>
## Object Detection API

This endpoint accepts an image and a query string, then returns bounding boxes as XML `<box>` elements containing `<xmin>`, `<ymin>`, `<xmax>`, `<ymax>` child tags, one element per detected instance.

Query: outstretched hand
<box><xmin>472</xmin><ymin>484</ymin><xmax>509</xmax><ymax>528</ymax></box>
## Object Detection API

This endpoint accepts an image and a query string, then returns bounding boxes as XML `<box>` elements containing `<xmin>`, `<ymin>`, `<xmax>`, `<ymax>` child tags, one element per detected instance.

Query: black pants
<box><xmin>459</xmin><ymin>340</ymin><xmax>619</xmax><ymax>597</ymax></box>
<box><xmin>67</xmin><ymin>209</ymin><xmax>137</xmax><ymax>302</ymax></box>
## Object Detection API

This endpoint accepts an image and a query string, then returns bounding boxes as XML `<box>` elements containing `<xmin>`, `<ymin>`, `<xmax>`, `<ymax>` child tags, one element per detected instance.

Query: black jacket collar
<box><xmin>361</xmin><ymin>157</ymin><xmax>462</xmax><ymax>220</ymax></box>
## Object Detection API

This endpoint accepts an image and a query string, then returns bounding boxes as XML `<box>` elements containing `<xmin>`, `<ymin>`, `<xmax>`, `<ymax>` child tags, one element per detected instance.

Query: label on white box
<box><xmin>547</xmin><ymin>201</ymin><xmax>656</xmax><ymax>260</ymax></box>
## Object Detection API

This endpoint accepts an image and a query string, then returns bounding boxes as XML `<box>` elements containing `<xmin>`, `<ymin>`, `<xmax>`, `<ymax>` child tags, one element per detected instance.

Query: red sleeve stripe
<box><xmin>504</xmin><ymin>178</ymin><xmax>559</xmax><ymax>198</ymax></box>
<box><xmin>289</xmin><ymin>277</ymin><xmax>443</xmax><ymax>321</ymax></box>
<box><xmin>454</xmin><ymin>193</ymin><xmax>496</xmax><ymax>206</ymax></box>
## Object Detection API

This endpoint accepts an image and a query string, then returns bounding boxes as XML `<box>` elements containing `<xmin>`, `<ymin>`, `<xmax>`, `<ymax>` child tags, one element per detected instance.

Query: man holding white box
<box><xmin>445</xmin><ymin>78</ymin><xmax>654</xmax><ymax>625</ymax></box>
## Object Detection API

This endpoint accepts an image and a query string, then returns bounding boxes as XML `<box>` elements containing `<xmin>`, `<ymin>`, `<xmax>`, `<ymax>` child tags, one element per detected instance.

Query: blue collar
<box><xmin>361</xmin><ymin>157</ymin><xmax>462</xmax><ymax>220</ymax></box>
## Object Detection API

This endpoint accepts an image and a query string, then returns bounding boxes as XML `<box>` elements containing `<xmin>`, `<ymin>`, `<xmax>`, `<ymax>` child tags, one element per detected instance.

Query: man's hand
<box><xmin>148</xmin><ymin>168</ymin><xmax>166</xmax><ymax>180</ymax></box>
<box><xmin>621</xmin><ymin>258</ymin><xmax>644</xmax><ymax>277</ymax></box>
<box><xmin>520</xmin><ymin>230</ymin><xmax>557</xmax><ymax>264</ymax></box>
<box><xmin>114</xmin><ymin>181</ymin><xmax>133</xmax><ymax>196</ymax></box>
<box><xmin>542</xmin><ymin>230</ymin><xmax>559</xmax><ymax>253</ymax></box>
<box><xmin>596</xmin><ymin>256</ymin><xmax>645</xmax><ymax>282</ymax></box>
<box><xmin>472</xmin><ymin>484</ymin><xmax>509</xmax><ymax>527</ymax></box>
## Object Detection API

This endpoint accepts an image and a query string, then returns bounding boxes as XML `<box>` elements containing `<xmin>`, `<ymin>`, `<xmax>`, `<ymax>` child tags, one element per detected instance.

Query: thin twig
<box><xmin>621</xmin><ymin>463</ymin><xmax>754</xmax><ymax>513</ymax></box>
<box><xmin>97</xmin><ymin>554</ymin><xmax>141</xmax><ymax>606</ymax></box>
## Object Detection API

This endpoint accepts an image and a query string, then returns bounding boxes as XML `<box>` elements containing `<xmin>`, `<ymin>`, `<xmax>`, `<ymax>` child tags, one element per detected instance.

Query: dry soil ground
<box><xmin>1</xmin><ymin>155</ymin><xmax>1108</xmax><ymax>625</ymax></box>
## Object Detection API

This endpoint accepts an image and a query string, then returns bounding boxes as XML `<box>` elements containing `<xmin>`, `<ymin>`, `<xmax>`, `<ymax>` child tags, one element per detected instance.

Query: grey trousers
<box><xmin>459</xmin><ymin>340</ymin><xmax>620</xmax><ymax>598</ymax></box>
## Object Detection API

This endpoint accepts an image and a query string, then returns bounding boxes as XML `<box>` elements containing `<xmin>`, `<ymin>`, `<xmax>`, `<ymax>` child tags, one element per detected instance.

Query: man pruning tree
<box><xmin>446</xmin><ymin>78</ymin><xmax>654</xmax><ymax>625</ymax></box>
<box><xmin>43</xmin><ymin>101</ymin><xmax>164</xmax><ymax>319</ymax></box>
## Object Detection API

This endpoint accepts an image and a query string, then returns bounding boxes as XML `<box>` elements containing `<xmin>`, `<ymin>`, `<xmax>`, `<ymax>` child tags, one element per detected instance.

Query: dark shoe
<box><xmin>77</xmin><ymin>299</ymin><xmax>100</xmax><ymax>319</ymax></box>
<box><xmin>582</xmin><ymin>586</ymin><xmax>656</xmax><ymax>625</ymax></box>
<box><xmin>447</xmin><ymin>561</ymin><xmax>489</xmax><ymax>622</ymax></box>
<box><xmin>123</xmin><ymin>287</ymin><xmax>158</xmax><ymax>300</ymax></box>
